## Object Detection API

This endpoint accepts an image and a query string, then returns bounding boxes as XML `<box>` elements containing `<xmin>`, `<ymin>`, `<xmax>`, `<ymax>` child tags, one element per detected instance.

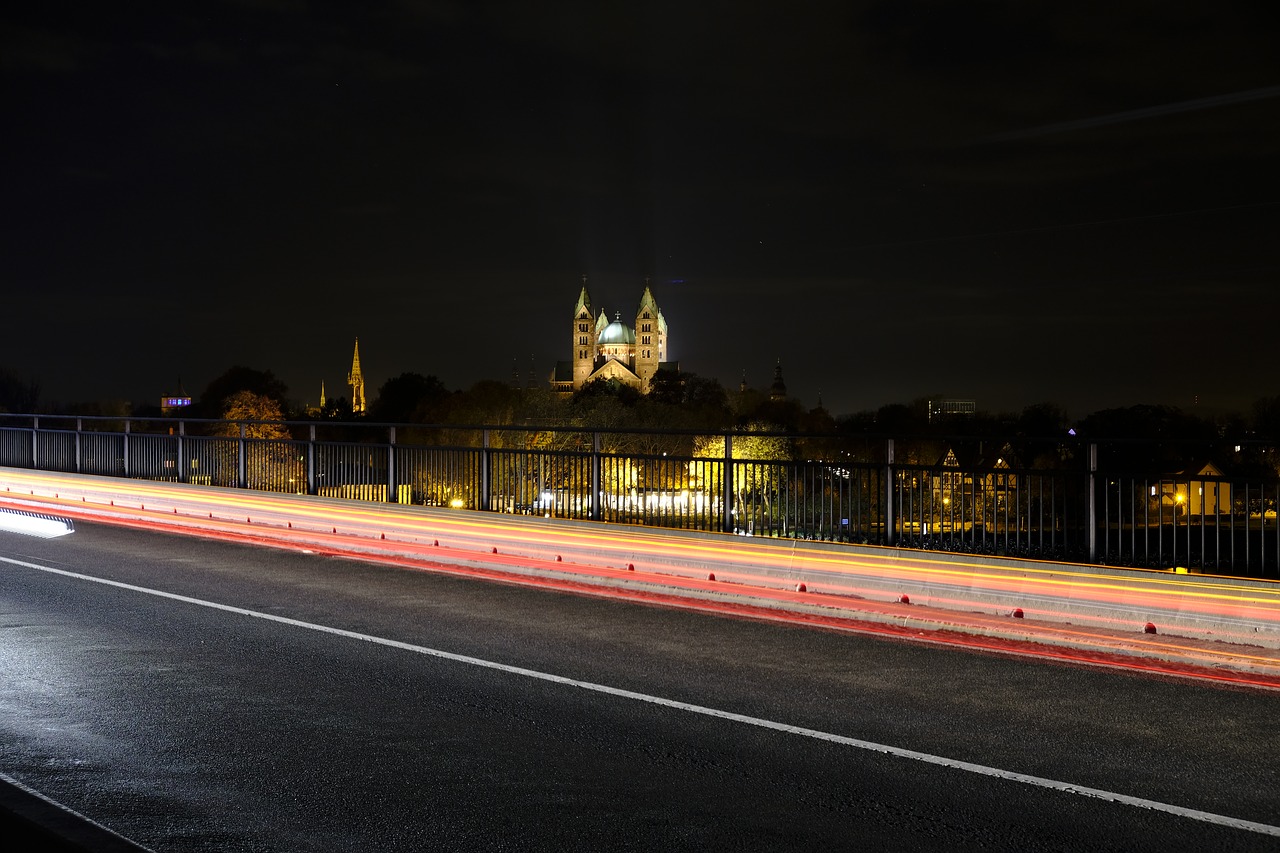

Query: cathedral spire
<box><xmin>574</xmin><ymin>274</ymin><xmax>592</xmax><ymax>317</ymax></box>
<box><xmin>769</xmin><ymin>358</ymin><xmax>787</xmax><ymax>401</ymax></box>
<box><xmin>638</xmin><ymin>278</ymin><xmax>659</xmax><ymax>317</ymax></box>
<box><xmin>348</xmin><ymin>337</ymin><xmax>366</xmax><ymax>414</ymax></box>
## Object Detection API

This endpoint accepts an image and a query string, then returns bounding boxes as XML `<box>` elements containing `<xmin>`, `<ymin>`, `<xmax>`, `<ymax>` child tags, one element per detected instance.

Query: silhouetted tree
<box><xmin>198</xmin><ymin>366</ymin><xmax>289</xmax><ymax>419</ymax></box>
<box><xmin>215</xmin><ymin>391</ymin><xmax>290</xmax><ymax>440</ymax></box>
<box><xmin>1253</xmin><ymin>396</ymin><xmax>1280</xmax><ymax>440</ymax></box>
<box><xmin>572</xmin><ymin>378</ymin><xmax>642</xmax><ymax>407</ymax></box>
<box><xmin>0</xmin><ymin>367</ymin><xmax>40</xmax><ymax>413</ymax></box>
<box><xmin>1076</xmin><ymin>405</ymin><xmax>1217</xmax><ymax>472</ymax></box>
<box><xmin>369</xmin><ymin>372</ymin><xmax>450</xmax><ymax>423</ymax></box>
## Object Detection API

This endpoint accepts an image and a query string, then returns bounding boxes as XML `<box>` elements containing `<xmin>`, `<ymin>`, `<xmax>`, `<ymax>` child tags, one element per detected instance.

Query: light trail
<box><xmin>4</xmin><ymin>496</ymin><xmax>1280</xmax><ymax>688</ymax></box>
<box><xmin>3</xmin><ymin>469</ymin><xmax>1280</xmax><ymax>657</ymax></box>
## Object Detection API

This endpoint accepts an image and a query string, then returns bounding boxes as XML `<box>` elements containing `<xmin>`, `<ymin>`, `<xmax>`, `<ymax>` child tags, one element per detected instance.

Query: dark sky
<box><xmin>5</xmin><ymin>1</ymin><xmax>1278</xmax><ymax>418</ymax></box>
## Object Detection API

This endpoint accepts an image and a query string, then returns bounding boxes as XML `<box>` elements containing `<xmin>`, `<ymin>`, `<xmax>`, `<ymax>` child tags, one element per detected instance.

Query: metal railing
<box><xmin>1</xmin><ymin>414</ymin><xmax>1276</xmax><ymax>578</ymax></box>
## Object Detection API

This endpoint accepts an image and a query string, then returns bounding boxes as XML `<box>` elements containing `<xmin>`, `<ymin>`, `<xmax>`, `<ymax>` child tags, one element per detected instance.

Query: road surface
<box><xmin>2</xmin><ymin>521</ymin><xmax>1277</xmax><ymax>851</ymax></box>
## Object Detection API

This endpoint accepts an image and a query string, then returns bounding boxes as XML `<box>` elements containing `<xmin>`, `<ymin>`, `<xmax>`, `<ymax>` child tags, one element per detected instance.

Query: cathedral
<box><xmin>551</xmin><ymin>277</ymin><xmax>676</xmax><ymax>395</ymax></box>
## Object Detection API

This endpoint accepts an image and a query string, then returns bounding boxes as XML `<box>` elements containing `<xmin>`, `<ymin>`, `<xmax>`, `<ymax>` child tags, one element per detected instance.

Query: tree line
<box><xmin>3</xmin><ymin>363</ymin><xmax>1279</xmax><ymax>476</ymax></box>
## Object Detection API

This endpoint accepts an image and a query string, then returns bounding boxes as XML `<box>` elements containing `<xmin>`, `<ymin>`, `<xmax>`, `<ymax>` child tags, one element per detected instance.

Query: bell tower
<box><xmin>572</xmin><ymin>276</ymin><xmax>597</xmax><ymax>389</ymax></box>
<box><xmin>634</xmin><ymin>278</ymin><xmax>665</xmax><ymax>392</ymax></box>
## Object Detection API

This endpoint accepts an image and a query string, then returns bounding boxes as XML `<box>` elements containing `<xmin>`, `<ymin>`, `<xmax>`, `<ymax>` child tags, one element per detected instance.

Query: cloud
<box><xmin>983</xmin><ymin>85</ymin><xmax>1280</xmax><ymax>143</ymax></box>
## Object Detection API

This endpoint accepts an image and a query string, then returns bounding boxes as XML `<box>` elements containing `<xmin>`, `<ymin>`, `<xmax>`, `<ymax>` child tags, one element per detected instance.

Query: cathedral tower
<box><xmin>571</xmin><ymin>276</ymin><xmax>598</xmax><ymax>389</ymax></box>
<box><xmin>634</xmin><ymin>278</ymin><xmax>666</xmax><ymax>392</ymax></box>
<box><xmin>348</xmin><ymin>337</ymin><xmax>366</xmax><ymax>414</ymax></box>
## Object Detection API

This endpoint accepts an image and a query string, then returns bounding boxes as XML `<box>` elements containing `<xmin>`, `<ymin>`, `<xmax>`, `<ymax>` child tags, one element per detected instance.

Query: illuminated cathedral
<box><xmin>550</xmin><ymin>277</ymin><xmax>676</xmax><ymax>395</ymax></box>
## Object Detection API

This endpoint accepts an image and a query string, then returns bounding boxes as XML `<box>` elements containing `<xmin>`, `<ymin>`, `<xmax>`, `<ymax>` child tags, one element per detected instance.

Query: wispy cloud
<box><xmin>984</xmin><ymin>85</ymin><xmax>1280</xmax><ymax>142</ymax></box>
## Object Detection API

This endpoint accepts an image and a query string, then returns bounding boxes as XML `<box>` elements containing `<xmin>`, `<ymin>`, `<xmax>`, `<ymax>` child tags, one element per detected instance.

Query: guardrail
<box><xmin>1</xmin><ymin>414</ymin><xmax>1276</xmax><ymax>578</ymax></box>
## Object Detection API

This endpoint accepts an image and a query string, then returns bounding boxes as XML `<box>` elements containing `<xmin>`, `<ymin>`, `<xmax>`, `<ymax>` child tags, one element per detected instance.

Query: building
<box><xmin>550</xmin><ymin>277</ymin><xmax>677</xmax><ymax>395</ymax></box>
<box><xmin>160</xmin><ymin>394</ymin><xmax>191</xmax><ymax>415</ymax></box>
<box><xmin>928</xmin><ymin>398</ymin><xmax>977</xmax><ymax>423</ymax></box>
<box><xmin>348</xmin><ymin>338</ymin><xmax>366</xmax><ymax>414</ymax></box>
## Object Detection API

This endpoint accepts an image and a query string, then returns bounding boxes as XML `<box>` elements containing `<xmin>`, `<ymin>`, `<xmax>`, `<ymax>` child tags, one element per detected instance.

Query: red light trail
<box><xmin>3</xmin><ymin>468</ymin><xmax>1279</xmax><ymax>689</ymax></box>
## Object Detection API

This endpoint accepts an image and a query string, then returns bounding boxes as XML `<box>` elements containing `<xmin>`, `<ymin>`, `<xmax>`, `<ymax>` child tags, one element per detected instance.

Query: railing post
<box><xmin>177</xmin><ymin>421</ymin><xmax>186</xmax><ymax>484</ymax></box>
<box><xmin>123</xmin><ymin>418</ymin><xmax>131</xmax><ymax>478</ymax></box>
<box><xmin>75</xmin><ymin>418</ymin><xmax>82</xmax><ymax>474</ymax></box>
<box><xmin>480</xmin><ymin>429</ymin><xmax>491</xmax><ymax>512</ymax></box>
<box><xmin>591</xmin><ymin>431</ymin><xmax>602</xmax><ymax>521</ymax></box>
<box><xmin>1088</xmin><ymin>443</ymin><xmax>1097</xmax><ymax>563</ymax></box>
<box><xmin>884</xmin><ymin>438</ymin><xmax>896</xmax><ymax>546</ymax></box>
<box><xmin>722</xmin><ymin>433</ymin><xmax>733</xmax><ymax>533</ymax></box>
<box><xmin>238</xmin><ymin>422</ymin><xmax>247</xmax><ymax>490</ymax></box>
<box><xmin>387</xmin><ymin>426</ymin><xmax>397</xmax><ymax>503</ymax></box>
<box><xmin>307</xmin><ymin>424</ymin><xmax>317</xmax><ymax>495</ymax></box>
<box><xmin>32</xmin><ymin>416</ymin><xmax>39</xmax><ymax>470</ymax></box>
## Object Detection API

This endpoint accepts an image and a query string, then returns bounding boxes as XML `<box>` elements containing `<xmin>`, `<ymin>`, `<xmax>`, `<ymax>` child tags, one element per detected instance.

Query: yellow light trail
<box><xmin>4</xmin><ymin>468</ymin><xmax>1280</xmax><ymax>657</ymax></box>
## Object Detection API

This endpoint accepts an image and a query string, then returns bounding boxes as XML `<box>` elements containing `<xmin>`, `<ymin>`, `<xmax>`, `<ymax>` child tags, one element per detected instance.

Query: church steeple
<box><xmin>634</xmin><ymin>277</ymin><xmax>665</xmax><ymax>392</ymax></box>
<box><xmin>574</xmin><ymin>274</ymin><xmax>592</xmax><ymax>317</ymax></box>
<box><xmin>769</xmin><ymin>358</ymin><xmax>787</xmax><ymax>401</ymax></box>
<box><xmin>572</xmin><ymin>275</ymin><xmax>598</xmax><ymax>389</ymax></box>
<box><xmin>348</xmin><ymin>338</ymin><xmax>366</xmax><ymax>414</ymax></box>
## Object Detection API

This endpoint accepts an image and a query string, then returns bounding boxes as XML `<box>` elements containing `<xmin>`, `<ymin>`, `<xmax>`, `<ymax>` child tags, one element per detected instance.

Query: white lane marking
<box><xmin>0</xmin><ymin>770</ymin><xmax>155</xmax><ymax>852</ymax></box>
<box><xmin>6</xmin><ymin>554</ymin><xmax>1279</xmax><ymax>838</ymax></box>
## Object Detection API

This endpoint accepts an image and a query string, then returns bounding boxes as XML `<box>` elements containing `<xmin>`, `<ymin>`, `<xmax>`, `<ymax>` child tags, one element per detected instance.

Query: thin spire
<box><xmin>769</xmin><ymin>358</ymin><xmax>787</xmax><ymax>401</ymax></box>
<box><xmin>348</xmin><ymin>337</ymin><xmax>366</xmax><ymax>414</ymax></box>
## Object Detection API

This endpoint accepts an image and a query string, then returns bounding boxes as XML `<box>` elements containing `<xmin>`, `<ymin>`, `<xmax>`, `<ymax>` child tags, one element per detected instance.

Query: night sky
<box><xmin>5</xmin><ymin>2</ymin><xmax>1278</xmax><ymax>418</ymax></box>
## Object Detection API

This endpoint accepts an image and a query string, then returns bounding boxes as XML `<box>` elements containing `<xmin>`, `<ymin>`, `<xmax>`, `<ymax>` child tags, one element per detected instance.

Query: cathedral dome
<box><xmin>597</xmin><ymin>318</ymin><xmax>635</xmax><ymax>345</ymax></box>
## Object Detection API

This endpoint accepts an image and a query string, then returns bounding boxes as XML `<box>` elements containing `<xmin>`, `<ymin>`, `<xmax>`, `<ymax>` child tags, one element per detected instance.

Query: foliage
<box><xmin>199</xmin><ymin>366</ymin><xmax>290</xmax><ymax>418</ymax></box>
<box><xmin>369</xmin><ymin>372</ymin><xmax>450</xmax><ymax>423</ymax></box>
<box><xmin>1076</xmin><ymin>405</ymin><xmax>1223</xmax><ymax>473</ymax></box>
<box><xmin>216</xmin><ymin>391</ymin><xmax>291</xmax><ymax>439</ymax></box>
<box><xmin>1253</xmin><ymin>396</ymin><xmax>1280</xmax><ymax>440</ymax></box>
<box><xmin>210</xmin><ymin>390</ymin><xmax>300</xmax><ymax>491</ymax></box>
<box><xmin>0</xmin><ymin>367</ymin><xmax>40</xmax><ymax>413</ymax></box>
<box><xmin>694</xmin><ymin>423</ymin><xmax>795</xmax><ymax>533</ymax></box>
<box><xmin>571</xmin><ymin>377</ymin><xmax>641</xmax><ymax>407</ymax></box>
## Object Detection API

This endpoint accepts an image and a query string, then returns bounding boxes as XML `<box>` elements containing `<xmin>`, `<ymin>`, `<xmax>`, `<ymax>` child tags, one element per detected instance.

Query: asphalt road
<box><xmin>1</xmin><ymin>521</ymin><xmax>1278</xmax><ymax>852</ymax></box>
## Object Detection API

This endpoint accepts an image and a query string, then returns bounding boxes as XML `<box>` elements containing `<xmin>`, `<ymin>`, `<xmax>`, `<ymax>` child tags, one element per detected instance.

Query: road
<box><xmin>1</xmin><ymin>521</ymin><xmax>1277</xmax><ymax>851</ymax></box>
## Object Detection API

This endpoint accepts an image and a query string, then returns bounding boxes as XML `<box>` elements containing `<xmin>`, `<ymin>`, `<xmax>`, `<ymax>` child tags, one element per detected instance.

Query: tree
<box><xmin>1253</xmin><ymin>396</ymin><xmax>1280</xmax><ymax>441</ymax></box>
<box><xmin>694</xmin><ymin>423</ymin><xmax>794</xmax><ymax>534</ymax></box>
<box><xmin>1076</xmin><ymin>405</ymin><xmax>1218</xmax><ymax>472</ymax></box>
<box><xmin>0</xmin><ymin>367</ymin><xmax>40</xmax><ymax>413</ymax></box>
<box><xmin>216</xmin><ymin>391</ymin><xmax>291</xmax><ymax>439</ymax></box>
<box><xmin>199</xmin><ymin>366</ymin><xmax>290</xmax><ymax>419</ymax></box>
<box><xmin>572</xmin><ymin>377</ymin><xmax>641</xmax><ymax>407</ymax></box>
<box><xmin>1017</xmin><ymin>403</ymin><xmax>1070</xmax><ymax>437</ymax></box>
<box><xmin>212</xmin><ymin>391</ymin><xmax>298</xmax><ymax>491</ymax></box>
<box><xmin>369</xmin><ymin>372</ymin><xmax>450</xmax><ymax>423</ymax></box>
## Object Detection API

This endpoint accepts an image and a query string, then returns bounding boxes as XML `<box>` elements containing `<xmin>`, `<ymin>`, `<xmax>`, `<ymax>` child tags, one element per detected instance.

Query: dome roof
<box><xmin>598</xmin><ymin>319</ymin><xmax>635</xmax><ymax>345</ymax></box>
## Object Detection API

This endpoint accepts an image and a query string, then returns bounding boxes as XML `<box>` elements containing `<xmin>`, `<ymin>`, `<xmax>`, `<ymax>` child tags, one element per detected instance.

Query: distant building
<box><xmin>928</xmin><ymin>398</ymin><xmax>976</xmax><ymax>422</ymax></box>
<box><xmin>550</xmin><ymin>277</ymin><xmax>677</xmax><ymax>395</ymax></box>
<box><xmin>348</xmin><ymin>338</ymin><xmax>366</xmax><ymax>414</ymax></box>
<box><xmin>769</xmin><ymin>359</ymin><xmax>788</xmax><ymax>401</ymax></box>
<box><xmin>160</xmin><ymin>394</ymin><xmax>191</xmax><ymax>415</ymax></box>
<box><xmin>161</xmin><ymin>380</ymin><xmax>191</xmax><ymax>415</ymax></box>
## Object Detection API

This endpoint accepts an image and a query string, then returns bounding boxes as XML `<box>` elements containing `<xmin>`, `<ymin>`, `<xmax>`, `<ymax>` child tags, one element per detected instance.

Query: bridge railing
<box><xmin>1</xmin><ymin>414</ymin><xmax>1276</xmax><ymax>578</ymax></box>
